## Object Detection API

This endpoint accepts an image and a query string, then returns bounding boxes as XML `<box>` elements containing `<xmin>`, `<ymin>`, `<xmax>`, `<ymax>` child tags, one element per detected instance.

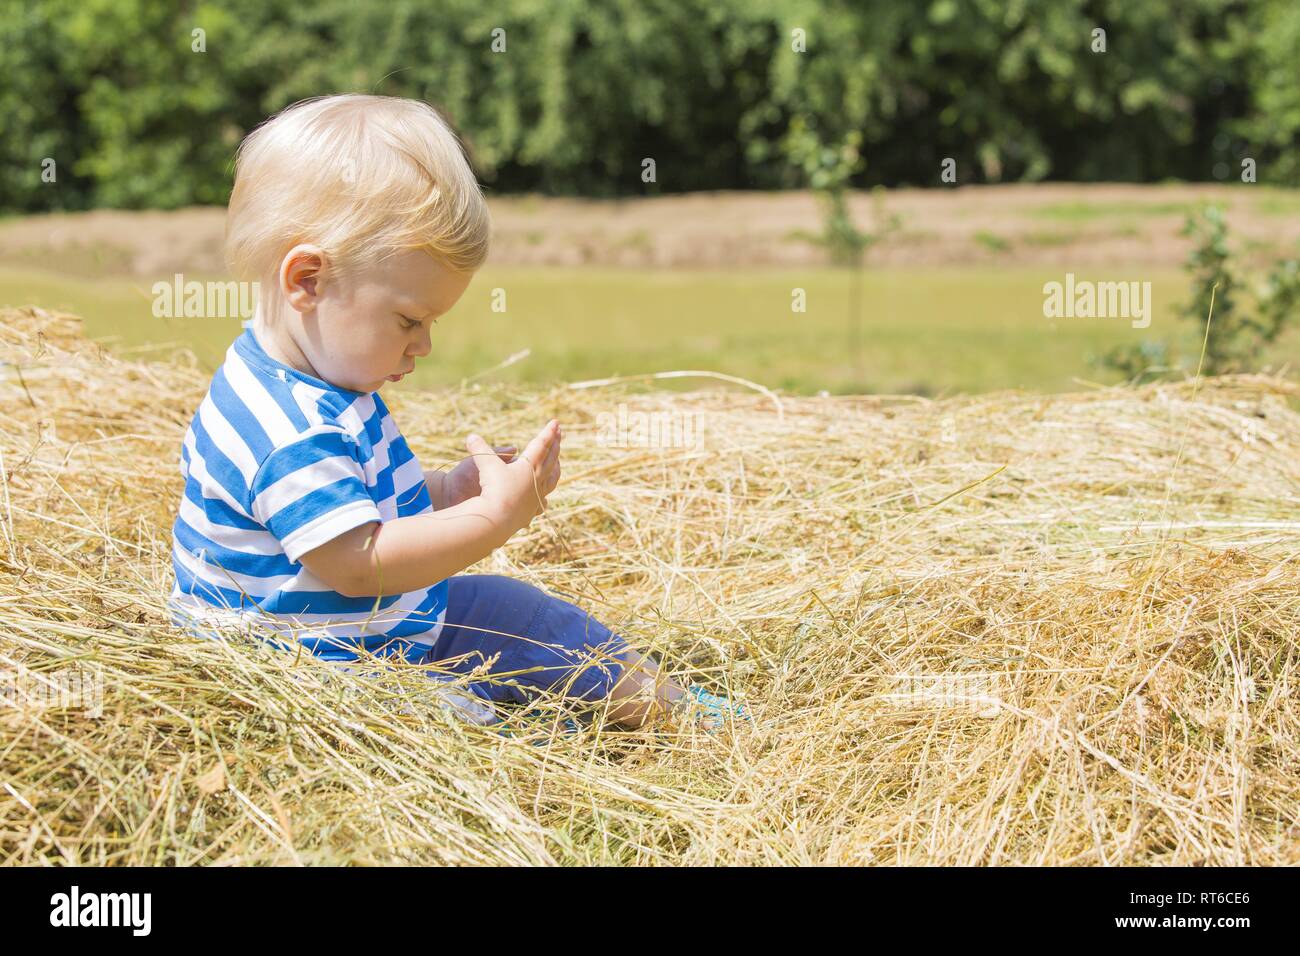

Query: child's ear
<box><xmin>279</xmin><ymin>244</ymin><xmax>329</xmax><ymax>313</ymax></box>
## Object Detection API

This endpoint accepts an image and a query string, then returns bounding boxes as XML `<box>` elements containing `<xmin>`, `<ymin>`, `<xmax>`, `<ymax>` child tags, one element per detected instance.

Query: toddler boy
<box><xmin>168</xmin><ymin>94</ymin><xmax>744</xmax><ymax>731</ymax></box>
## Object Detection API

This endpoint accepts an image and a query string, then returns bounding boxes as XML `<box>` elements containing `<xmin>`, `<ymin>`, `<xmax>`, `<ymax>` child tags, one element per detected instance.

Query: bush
<box><xmin>2</xmin><ymin>0</ymin><xmax>1299</xmax><ymax>212</ymax></box>
<box><xmin>1096</xmin><ymin>204</ymin><xmax>1300</xmax><ymax>380</ymax></box>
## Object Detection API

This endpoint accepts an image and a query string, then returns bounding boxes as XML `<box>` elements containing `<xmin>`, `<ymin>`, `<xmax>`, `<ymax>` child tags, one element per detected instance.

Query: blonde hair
<box><xmin>224</xmin><ymin>94</ymin><xmax>490</xmax><ymax>296</ymax></box>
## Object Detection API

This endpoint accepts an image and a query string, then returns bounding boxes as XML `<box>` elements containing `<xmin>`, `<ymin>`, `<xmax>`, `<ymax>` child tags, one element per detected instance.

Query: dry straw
<box><xmin>1</xmin><ymin>306</ymin><xmax>1297</xmax><ymax>865</ymax></box>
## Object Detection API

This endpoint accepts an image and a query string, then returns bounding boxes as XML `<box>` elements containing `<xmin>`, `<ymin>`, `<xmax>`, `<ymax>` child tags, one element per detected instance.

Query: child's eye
<box><xmin>399</xmin><ymin>314</ymin><xmax>437</xmax><ymax>330</ymax></box>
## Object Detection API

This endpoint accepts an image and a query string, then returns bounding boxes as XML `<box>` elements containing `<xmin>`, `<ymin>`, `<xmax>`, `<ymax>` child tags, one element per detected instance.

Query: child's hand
<box><xmin>465</xmin><ymin>419</ymin><xmax>561</xmax><ymax>535</ymax></box>
<box><xmin>442</xmin><ymin>443</ymin><xmax>517</xmax><ymax>510</ymax></box>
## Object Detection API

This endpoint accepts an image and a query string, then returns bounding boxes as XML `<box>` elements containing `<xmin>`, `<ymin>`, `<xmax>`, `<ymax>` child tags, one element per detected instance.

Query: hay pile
<box><xmin>2</xmin><ymin>305</ymin><xmax>1297</xmax><ymax>865</ymax></box>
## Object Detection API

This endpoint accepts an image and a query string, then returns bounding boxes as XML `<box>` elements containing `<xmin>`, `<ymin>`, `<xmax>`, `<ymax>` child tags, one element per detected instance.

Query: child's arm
<box><xmin>300</xmin><ymin>421</ymin><xmax>560</xmax><ymax>597</ymax></box>
<box><xmin>306</xmin><ymin>496</ymin><xmax>511</xmax><ymax>597</ymax></box>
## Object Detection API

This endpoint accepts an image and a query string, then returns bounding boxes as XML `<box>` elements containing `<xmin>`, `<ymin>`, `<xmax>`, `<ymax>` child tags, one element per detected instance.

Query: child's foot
<box><xmin>411</xmin><ymin>674</ymin><xmax>500</xmax><ymax>726</ymax></box>
<box><xmin>430</xmin><ymin>685</ymin><xmax>500</xmax><ymax>726</ymax></box>
<box><xmin>670</xmin><ymin>684</ymin><xmax>750</xmax><ymax>733</ymax></box>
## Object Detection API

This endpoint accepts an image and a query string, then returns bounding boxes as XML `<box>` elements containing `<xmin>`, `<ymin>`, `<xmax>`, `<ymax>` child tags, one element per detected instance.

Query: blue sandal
<box><xmin>675</xmin><ymin>684</ymin><xmax>750</xmax><ymax>732</ymax></box>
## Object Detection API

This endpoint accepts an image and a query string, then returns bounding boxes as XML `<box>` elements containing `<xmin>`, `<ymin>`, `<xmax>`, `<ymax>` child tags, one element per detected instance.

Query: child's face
<box><xmin>283</xmin><ymin>247</ymin><xmax>473</xmax><ymax>393</ymax></box>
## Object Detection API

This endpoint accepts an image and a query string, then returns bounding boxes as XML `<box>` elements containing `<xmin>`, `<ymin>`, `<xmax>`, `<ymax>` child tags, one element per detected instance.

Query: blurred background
<box><xmin>2</xmin><ymin>0</ymin><xmax>1298</xmax><ymax>395</ymax></box>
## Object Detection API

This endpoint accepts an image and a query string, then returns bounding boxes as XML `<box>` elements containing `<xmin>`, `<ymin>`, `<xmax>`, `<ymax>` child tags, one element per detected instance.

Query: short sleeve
<box><xmin>250</xmin><ymin>427</ymin><xmax>383</xmax><ymax>564</ymax></box>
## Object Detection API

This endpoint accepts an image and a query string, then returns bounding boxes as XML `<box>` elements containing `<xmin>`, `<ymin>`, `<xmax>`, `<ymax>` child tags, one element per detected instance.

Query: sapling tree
<box><xmin>782</xmin><ymin>115</ymin><xmax>898</xmax><ymax>389</ymax></box>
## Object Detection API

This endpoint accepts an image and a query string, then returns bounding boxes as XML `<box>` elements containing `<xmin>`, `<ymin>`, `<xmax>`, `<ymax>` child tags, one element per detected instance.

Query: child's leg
<box><xmin>603</xmin><ymin>648</ymin><xmax>686</xmax><ymax>728</ymax></box>
<box><xmin>426</xmin><ymin>574</ymin><xmax>684</xmax><ymax>728</ymax></box>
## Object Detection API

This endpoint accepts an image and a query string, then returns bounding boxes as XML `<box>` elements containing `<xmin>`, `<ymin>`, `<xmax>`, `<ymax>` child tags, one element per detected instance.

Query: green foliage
<box><xmin>781</xmin><ymin>115</ymin><xmax>902</xmax><ymax>263</ymax></box>
<box><xmin>1235</xmin><ymin>0</ymin><xmax>1300</xmax><ymax>184</ymax></box>
<box><xmin>2</xmin><ymin>0</ymin><xmax>1299</xmax><ymax>212</ymax></box>
<box><xmin>783</xmin><ymin>115</ymin><xmax>865</xmax><ymax>265</ymax></box>
<box><xmin>1093</xmin><ymin>339</ymin><xmax>1171</xmax><ymax>383</ymax></box>
<box><xmin>1254</xmin><ymin>258</ymin><xmax>1300</xmax><ymax>354</ymax></box>
<box><xmin>1096</xmin><ymin>204</ymin><xmax>1300</xmax><ymax>379</ymax></box>
<box><xmin>974</xmin><ymin>231</ymin><xmax>1011</xmax><ymax>253</ymax></box>
<box><xmin>1180</xmin><ymin>205</ymin><xmax>1240</xmax><ymax>372</ymax></box>
<box><xmin>1178</xmin><ymin>204</ymin><xmax>1300</xmax><ymax>374</ymax></box>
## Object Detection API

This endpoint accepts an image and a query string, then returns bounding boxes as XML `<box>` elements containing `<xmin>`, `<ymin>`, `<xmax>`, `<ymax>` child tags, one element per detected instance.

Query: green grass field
<box><xmin>0</xmin><ymin>263</ymin><xmax>1237</xmax><ymax>396</ymax></box>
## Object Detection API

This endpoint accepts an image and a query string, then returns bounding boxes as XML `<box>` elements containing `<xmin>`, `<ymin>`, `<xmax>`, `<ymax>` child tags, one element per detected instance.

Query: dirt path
<box><xmin>2</xmin><ymin>183</ymin><xmax>1295</xmax><ymax>278</ymax></box>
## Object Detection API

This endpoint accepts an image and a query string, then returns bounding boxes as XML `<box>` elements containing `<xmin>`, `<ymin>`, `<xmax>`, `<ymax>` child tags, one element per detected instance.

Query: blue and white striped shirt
<box><xmin>168</xmin><ymin>326</ymin><xmax>447</xmax><ymax>662</ymax></box>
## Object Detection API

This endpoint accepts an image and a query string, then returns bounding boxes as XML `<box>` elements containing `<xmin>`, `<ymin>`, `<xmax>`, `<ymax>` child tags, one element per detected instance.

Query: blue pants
<box><xmin>425</xmin><ymin>574</ymin><xmax>631</xmax><ymax>709</ymax></box>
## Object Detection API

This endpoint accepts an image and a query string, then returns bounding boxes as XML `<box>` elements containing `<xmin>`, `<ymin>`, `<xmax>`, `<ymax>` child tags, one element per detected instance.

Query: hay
<box><xmin>1</xmin><ymin>304</ymin><xmax>1297</xmax><ymax>865</ymax></box>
